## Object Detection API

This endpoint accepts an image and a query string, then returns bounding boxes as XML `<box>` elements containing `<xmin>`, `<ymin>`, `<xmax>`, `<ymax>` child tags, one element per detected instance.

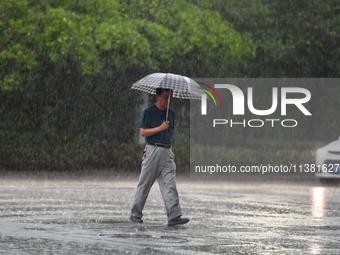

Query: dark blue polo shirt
<box><xmin>139</xmin><ymin>104</ymin><xmax>174</xmax><ymax>145</ymax></box>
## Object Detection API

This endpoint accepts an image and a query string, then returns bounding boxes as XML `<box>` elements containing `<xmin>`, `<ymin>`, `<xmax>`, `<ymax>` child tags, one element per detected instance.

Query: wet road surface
<box><xmin>0</xmin><ymin>173</ymin><xmax>340</xmax><ymax>254</ymax></box>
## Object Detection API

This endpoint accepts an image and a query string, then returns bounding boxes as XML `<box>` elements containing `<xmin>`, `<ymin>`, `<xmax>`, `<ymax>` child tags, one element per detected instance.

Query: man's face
<box><xmin>157</xmin><ymin>90</ymin><xmax>173</xmax><ymax>110</ymax></box>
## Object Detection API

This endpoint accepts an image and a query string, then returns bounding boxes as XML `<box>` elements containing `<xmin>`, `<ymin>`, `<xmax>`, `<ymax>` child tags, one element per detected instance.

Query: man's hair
<box><xmin>156</xmin><ymin>88</ymin><xmax>172</xmax><ymax>96</ymax></box>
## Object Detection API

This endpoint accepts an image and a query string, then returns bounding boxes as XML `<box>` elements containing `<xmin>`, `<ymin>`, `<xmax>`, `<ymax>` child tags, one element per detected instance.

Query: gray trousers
<box><xmin>131</xmin><ymin>144</ymin><xmax>182</xmax><ymax>221</ymax></box>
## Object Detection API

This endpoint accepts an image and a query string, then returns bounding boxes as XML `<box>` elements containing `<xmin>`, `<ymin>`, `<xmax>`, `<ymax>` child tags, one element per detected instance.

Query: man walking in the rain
<box><xmin>130</xmin><ymin>88</ymin><xmax>189</xmax><ymax>226</ymax></box>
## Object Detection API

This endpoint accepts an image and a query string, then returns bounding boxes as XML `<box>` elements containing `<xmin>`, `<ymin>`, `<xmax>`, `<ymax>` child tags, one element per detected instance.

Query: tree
<box><xmin>0</xmin><ymin>0</ymin><xmax>255</xmax><ymax>141</ymax></box>
<box><xmin>265</xmin><ymin>0</ymin><xmax>340</xmax><ymax>77</ymax></box>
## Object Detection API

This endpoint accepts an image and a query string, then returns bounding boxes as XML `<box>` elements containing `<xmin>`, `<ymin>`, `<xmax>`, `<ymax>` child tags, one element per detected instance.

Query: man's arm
<box><xmin>140</xmin><ymin>121</ymin><xmax>169</xmax><ymax>137</ymax></box>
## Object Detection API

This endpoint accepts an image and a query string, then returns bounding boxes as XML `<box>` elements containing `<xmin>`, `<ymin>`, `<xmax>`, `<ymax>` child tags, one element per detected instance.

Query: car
<box><xmin>315</xmin><ymin>136</ymin><xmax>340</xmax><ymax>182</ymax></box>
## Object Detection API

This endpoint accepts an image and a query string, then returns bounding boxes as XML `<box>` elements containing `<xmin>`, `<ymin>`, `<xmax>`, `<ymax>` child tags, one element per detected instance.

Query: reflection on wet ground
<box><xmin>0</xmin><ymin>174</ymin><xmax>339</xmax><ymax>254</ymax></box>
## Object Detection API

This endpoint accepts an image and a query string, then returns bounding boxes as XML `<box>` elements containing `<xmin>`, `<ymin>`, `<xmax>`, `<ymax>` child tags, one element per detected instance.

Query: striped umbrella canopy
<box><xmin>130</xmin><ymin>73</ymin><xmax>204</xmax><ymax>100</ymax></box>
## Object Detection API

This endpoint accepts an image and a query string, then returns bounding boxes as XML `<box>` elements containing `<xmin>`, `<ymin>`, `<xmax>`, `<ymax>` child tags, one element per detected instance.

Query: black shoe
<box><xmin>167</xmin><ymin>216</ymin><xmax>189</xmax><ymax>226</ymax></box>
<box><xmin>130</xmin><ymin>215</ymin><xmax>143</xmax><ymax>223</ymax></box>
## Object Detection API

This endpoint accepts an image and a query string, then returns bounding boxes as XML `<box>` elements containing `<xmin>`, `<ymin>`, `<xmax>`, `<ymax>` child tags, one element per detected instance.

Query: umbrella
<box><xmin>131</xmin><ymin>73</ymin><xmax>204</xmax><ymax>120</ymax></box>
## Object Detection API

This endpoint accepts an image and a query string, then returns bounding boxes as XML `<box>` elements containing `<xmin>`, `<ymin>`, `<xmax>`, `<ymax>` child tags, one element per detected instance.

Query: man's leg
<box><xmin>131</xmin><ymin>145</ymin><xmax>162</xmax><ymax>220</ymax></box>
<box><xmin>157</xmin><ymin>148</ymin><xmax>182</xmax><ymax>221</ymax></box>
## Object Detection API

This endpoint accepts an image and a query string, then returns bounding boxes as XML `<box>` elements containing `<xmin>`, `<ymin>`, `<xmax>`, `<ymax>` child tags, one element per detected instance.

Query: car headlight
<box><xmin>316</xmin><ymin>148</ymin><xmax>328</xmax><ymax>157</ymax></box>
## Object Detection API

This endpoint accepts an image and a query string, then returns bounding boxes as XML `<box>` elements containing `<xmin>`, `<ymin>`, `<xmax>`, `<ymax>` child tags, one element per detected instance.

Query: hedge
<box><xmin>1</xmin><ymin>130</ymin><xmax>319</xmax><ymax>174</ymax></box>
<box><xmin>0</xmin><ymin>130</ymin><xmax>190</xmax><ymax>172</ymax></box>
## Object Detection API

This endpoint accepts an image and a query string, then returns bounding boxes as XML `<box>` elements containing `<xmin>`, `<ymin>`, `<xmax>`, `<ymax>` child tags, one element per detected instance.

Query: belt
<box><xmin>147</xmin><ymin>142</ymin><xmax>171</xmax><ymax>149</ymax></box>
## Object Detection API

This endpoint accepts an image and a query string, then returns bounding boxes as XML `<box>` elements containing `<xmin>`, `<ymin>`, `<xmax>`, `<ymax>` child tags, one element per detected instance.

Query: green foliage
<box><xmin>202</xmin><ymin>0</ymin><xmax>340</xmax><ymax>77</ymax></box>
<box><xmin>189</xmin><ymin>0</ymin><xmax>280</xmax><ymax>77</ymax></box>
<box><xmin>1</xmin><ymin>0</ymin><xmax>339</xmax><ymax>171</ymax></box>
<box><xmin>121</xmin><ymin>0</ymin><xmax>256</xmax><ymax>76</ymax></box>
<box><xmin>0</xmin><ymin>130</ymin><xmax>190</xmax><ymax>172</ymax></box>
<box><xmin>1</xmin><ymin>130</ymin><xmax>317</xmax><ymax>173</ymax></box>
<box><xmin>0</xmin><ymin>130</ymin><xmax>138</xmax><ymax>171</ymax></box>
<box><xmin>267</xmin><ymin>0</ymin><xmax>340</xmax><ymax>77</ymax></box>
<box><xmin>0</xmin><ymin>0</ymin><xmax>254</xmax><ymax>142</ymax></box>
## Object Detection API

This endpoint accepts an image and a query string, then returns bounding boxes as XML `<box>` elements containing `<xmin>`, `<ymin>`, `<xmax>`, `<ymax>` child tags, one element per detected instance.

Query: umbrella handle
<box><xmin>166</xmin><ymin>92</ymin><xmax>170</xmax><ymax>122</ymax></box>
